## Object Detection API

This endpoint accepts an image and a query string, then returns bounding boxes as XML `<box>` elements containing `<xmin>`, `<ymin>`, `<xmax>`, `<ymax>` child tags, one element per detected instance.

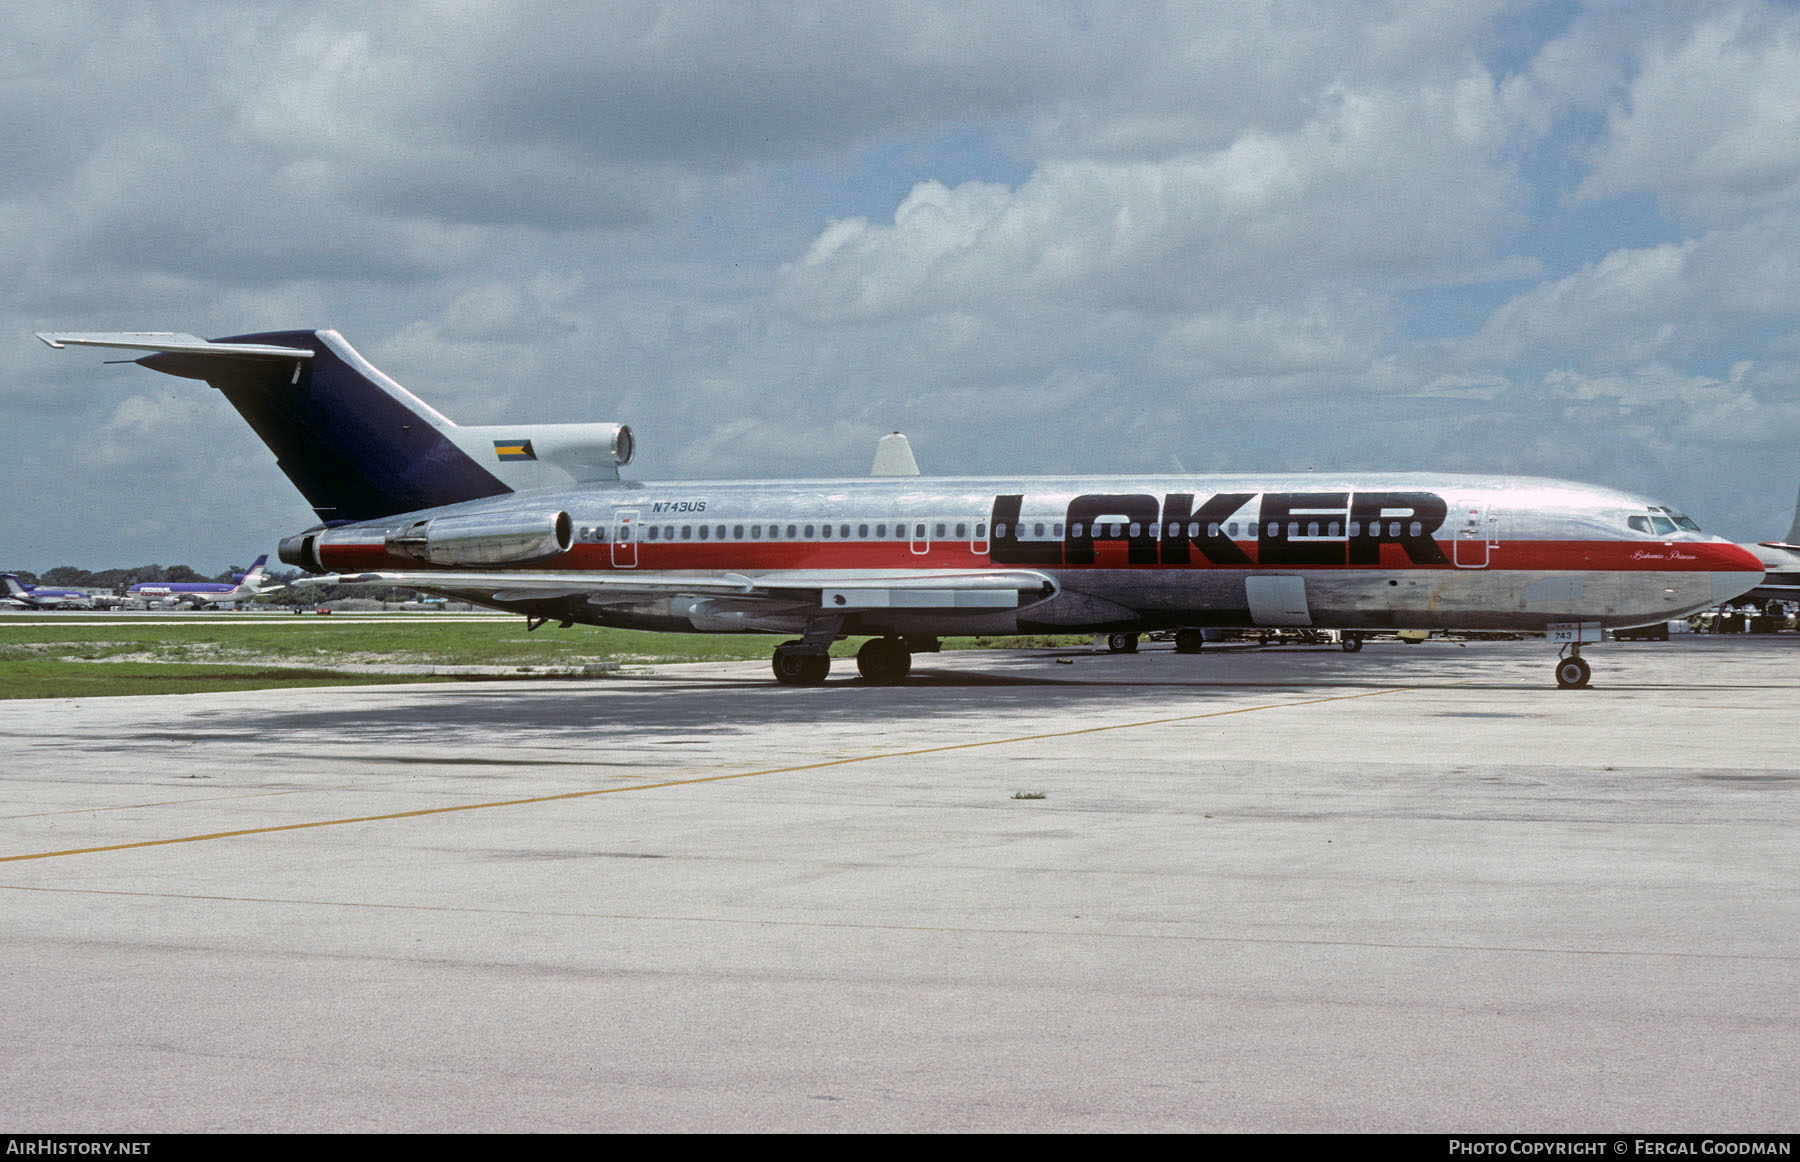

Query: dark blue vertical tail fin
<box><xmin>136</xmin><ymin>330</ymin><xmax>512</xmax><ymax>521</ymax></box>
<box><xmin>40</xmin><ymin>329</ymin><xmax>632</xmax><ymax>521</ymax></box>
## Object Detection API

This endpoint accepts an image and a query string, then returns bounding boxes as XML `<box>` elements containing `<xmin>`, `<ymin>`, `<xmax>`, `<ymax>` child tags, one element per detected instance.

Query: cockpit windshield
<box><xmin>1659</xmin><ymin>507</ymin><xmax>1702</xmax><ymax>532</ymax></box>
<box><xmin>1628</xmin><ymin>507</ymin><xmax>1702</xmax><ymax>535</ymax></box>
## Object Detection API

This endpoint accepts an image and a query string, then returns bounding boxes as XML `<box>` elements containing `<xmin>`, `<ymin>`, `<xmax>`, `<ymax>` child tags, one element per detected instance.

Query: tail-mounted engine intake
<box><xmin>386</xmin><ymin>510</ymin><xmax>574</xmax><ymax>566</ymax></box>
<box><xmin>450</xmin><ymin>422</ymin><xmax>635</xmax><ymax>483</ymax></box>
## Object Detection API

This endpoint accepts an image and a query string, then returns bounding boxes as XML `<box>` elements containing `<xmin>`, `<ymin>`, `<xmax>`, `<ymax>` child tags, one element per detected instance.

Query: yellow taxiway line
<box><xmin>2</xmin><ymin>686</ymin><xmax>1409</xmax><ymax>864</ymax></box>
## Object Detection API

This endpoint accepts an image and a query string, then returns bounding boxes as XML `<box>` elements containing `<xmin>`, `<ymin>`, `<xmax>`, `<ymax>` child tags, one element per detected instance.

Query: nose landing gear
<box><xmin>1555</xmin><ymin>646</ymin><xmax>1592</xmax><ymax>689</ymax></box>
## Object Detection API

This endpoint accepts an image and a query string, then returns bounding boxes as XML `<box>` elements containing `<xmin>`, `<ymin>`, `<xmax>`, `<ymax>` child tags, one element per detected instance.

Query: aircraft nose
<box><xmin>1711</xmin><ymin>541</ymin><xmax>1767</xmax><ymax>606</ymax></box>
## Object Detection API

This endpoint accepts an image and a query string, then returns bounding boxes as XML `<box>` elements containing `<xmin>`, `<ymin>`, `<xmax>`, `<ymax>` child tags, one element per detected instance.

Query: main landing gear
<box><xmin>771</xmin><ymin>635</ymin><xmax>928</xmax><ymax>686</ymax></box>
<box><xmin>771</xmin><ymin>646</ymin><xmax>831</xmax><ymax>685</ymax></box>
<box><xmin>854</xmin><ymin>637</ymin><xmax>912</xmax><ymax>684</ymax></box>
<box><xmin>1555</xmin><ymin>644</ymin><xmax>1592</xmax><ymax>689</ymax></box>
<box><xmin>771</xmin><ymin>618</ymin><xmax>845</xmax><ymax>686</ymax></box>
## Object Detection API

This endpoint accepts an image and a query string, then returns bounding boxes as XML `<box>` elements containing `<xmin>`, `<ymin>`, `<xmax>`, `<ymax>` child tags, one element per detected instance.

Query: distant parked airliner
<box><xmin>126</xmin><ymin>556</ymin><xmax>276</xmax><ymax>608</ymax></box>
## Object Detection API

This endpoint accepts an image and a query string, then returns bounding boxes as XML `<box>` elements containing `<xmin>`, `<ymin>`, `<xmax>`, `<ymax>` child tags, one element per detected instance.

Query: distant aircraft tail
<box><xmin>233</xmin><ymin>554</ymin><xmax>270</xmax><ymax>585</ymax></box>
<box><xmin>1786</xmin><ymin>484</ymin><xmax>1800</xmax><ymax>546</ymax></box>
<box><xmin>0</xmin><ymin>573</ymin><xmax>29</xmax><ymax>599</ymax></box>
<box><xmin>37</xmin><ymin>331</ymin><xmax>633</xmax><ymax>523</ymax></box>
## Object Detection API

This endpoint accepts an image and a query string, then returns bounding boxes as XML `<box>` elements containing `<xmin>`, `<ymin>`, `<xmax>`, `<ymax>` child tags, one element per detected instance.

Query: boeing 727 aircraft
<box><xmin>125</xmin><ymin>555</ymin><xmax>276</xmax><ymax>608</ymax></box>
<box><xmin>37</xmin><ymin>329</ymin><xmax>1765</xmax><ymax>687</ymax></box>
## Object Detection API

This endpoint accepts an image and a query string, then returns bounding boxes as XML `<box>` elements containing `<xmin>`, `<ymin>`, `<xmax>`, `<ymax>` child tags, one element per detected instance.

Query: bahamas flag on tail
<box><xmin>493</xmin><ymin>439</ymin><xmax>536</xmax><ymax>461</ymax></box>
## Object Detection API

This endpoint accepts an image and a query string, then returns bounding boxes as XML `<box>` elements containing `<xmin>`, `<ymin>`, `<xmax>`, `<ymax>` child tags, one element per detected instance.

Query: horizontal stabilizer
<box><xmin>35</xmin><ymin>332</ymin><xmax>314</xmax><ymax>360</ymax></box>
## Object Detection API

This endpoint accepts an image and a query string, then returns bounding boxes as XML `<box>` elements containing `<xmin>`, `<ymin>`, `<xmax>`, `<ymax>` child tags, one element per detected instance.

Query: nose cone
<box><xmin>1712</xmin><ymin>541</ymin><xmax>1768</xmax><ymax>605</ymax></box>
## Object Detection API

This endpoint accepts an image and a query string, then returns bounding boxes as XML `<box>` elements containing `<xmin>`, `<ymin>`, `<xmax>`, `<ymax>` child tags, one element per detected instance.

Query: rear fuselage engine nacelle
<box><xmin>280</xmin><ymin>509</ymin><xmax>574</xmax><ymax>571</ymax></box>
<box><xmin>385</xmin><ymin>510</ymin><xmax>574</xmax><ymax>566</ymax></box>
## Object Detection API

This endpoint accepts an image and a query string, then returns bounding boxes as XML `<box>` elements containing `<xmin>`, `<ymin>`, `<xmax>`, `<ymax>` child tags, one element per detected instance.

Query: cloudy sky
<box><xmin>6</xmin><ymin>0</ymin><xmax>1800</xmax><ymax>573</ymax></box>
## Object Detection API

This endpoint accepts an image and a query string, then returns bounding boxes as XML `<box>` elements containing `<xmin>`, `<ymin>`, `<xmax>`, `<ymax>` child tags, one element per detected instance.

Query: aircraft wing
<box><xmin>294</xmin><ymin>568</ymin><xmax>1059</xmax><ymax>609</ymax></box>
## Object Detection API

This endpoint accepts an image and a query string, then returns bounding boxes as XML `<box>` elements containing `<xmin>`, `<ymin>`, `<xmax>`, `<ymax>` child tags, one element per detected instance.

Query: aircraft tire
<box><xmin>856</xmin><ymin>638</ymin><xmax>912</xmax><ymax>684</ymax></box>
<box><xmin>772</xmin><ymin>648</ymin><xmax>831</xmax><ymax>686</ymax></box>
<box><xmin>1107</xmin><ymin>632</ymin><xmax>1139</xmax><ymax>653</ymax></box>
<box><xmin>1173</xmin><ymin>628</ymin><xmax>1205</xmax><ymax>654</ymax></box>
<box><xmin>1554</xmin><ymin>656</ymin><xmax>1591</xmax><ymax>689</ymax></box>
<box><xmin>1341</xmin><ymin>634</ymin><xmax>1363</xmax><ymax>653</ymax></box>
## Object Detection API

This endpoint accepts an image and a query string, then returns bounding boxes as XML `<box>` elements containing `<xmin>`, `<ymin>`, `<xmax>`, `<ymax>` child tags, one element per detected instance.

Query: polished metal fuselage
<box><xmin>299</xmin><ymin>471</ymin><xmax>1765</xmax><ymax>637</ymax></box>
